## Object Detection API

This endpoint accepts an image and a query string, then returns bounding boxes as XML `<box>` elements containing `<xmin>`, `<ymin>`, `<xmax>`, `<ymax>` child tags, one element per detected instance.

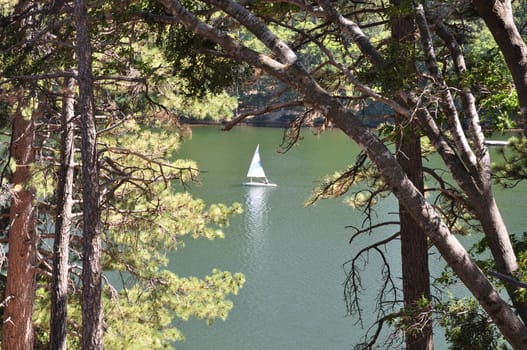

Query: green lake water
<box><xmin>169</xmin><ymin>126</ymin><xmax>526</xmax><ymax>349</ymax></box>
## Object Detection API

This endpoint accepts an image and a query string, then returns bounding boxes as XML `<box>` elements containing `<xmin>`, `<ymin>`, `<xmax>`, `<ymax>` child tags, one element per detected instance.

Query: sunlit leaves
<box><xmin>389</xmin><ymin>295</ymin><xmax>433</xmax><ymax>340</ymax></box>
<box><xmin>438</xmin><ymin>298</ymin><xmax>502</xmax><ymax>350</ymax></box>
<box><xmin>1</xmin><ymin>1</ymin><xmax>246</xmax><ymax>348</ymax></box>
<box><xmin>95</xmin><ymin>120</ymin><xmax>243</xmax><ymax>348</ymax></box>
<box><xmin>33</xmin><ymin>289</ymin><xmax>83</xmax><ymax>349</ymax></box>
<box><xmin>0</xmin><ymin>0</ymin><xmax>16</xmax><ymax>14</ymax></box>
<box><xmin>461</xmin><ymin>46</ymin><xmax>518</xmax><ymax>131</ymax></box>
<box><xmin>102</xmin><ymin>269</ymin><xmax>244</xmax><ymax>349</ymax></box>
<box><xmin>492</xmin><ymin>136</ymin><xmax>527</xmax><ymax>188</ymax></box>
<box><xmin>308</xmin><ymin>152</ymin><xmax>388</xmax><ymax>208</ymax></box>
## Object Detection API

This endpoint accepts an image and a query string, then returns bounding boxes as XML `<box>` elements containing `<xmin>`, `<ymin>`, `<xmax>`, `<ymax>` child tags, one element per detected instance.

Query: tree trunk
<box><xmin>2</xmin><ymin>92</ymin><xmax>38</xmax><ymax>350</ymax></box>
<box><xmin>414</xmin><ymin>5</ymin><xmax>527</xmax><ymax>324</ymax></box>
<box><xmin>473</xmin><ymin>193</ymin><xmax>527</xmax><ymax>321</ymax></box>
<box><xmin>396</xmin><ymin>119</ymin><xmax>433</xmax><ymax>350</ymax></box>
<box><xmin>74</xmin><ymin>0</ymin><xmax>103</xmax><ymax>348</ymax></box>
<box><xmin>473</xmin><ymin>0</ymin><xmax>527</xmax><ymax>136</ymax></box>
<box><xmin>50</xmin><ymin>75</ymin><xmax>76</xmax><ymax>350</ymax></box>
<box><xmin>317</xmin><ymin>95</ymin><xmax>527</xmax><ymax>349</ymax></box>
<box><xmin>159</xmin><ymin>1</ymin><xmax>527</xmax><ymax>347</ymax></box>
<box><xmin>392</xmin><ymin>5</ymin><xmax>433</xmax><ymax>348</ymax></box>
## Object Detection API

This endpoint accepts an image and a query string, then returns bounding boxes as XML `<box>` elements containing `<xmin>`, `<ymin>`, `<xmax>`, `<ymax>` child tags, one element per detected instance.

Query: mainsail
<box><xmin>246</xmin><ymin>144</ymin><xmax>267</xmax><ymax>179</ymax></box>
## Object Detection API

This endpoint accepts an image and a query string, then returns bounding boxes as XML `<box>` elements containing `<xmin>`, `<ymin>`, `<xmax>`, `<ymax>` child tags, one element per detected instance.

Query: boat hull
<box><xmin>242</xmin><ymin>181</ymin><xmax>277</xmax><ymax>187</ymax></box>
<box><xmin>485</xmin><ymin>140</ymin><xmax>509</xmax><ymax>146</ymax></box>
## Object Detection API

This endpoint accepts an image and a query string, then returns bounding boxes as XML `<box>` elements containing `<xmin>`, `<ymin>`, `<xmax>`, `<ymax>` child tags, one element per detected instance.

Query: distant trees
<box><xmin>152</xmin><ymin>0</ymin><xmax>527</xmax><ymax>348</ymax></box>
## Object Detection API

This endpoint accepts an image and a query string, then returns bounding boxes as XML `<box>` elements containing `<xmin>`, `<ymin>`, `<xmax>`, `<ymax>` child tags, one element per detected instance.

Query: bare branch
<box><xmin>415</xmin><ymin>5</ymin><xmax>478</xmax><ymax>173</ymax></box>
<box><xmin>207</xmin><ymin>0</ymin><xmax>298</xmax><ymax>64</ymax></box>
<box><xmin>348</xmin><ymin>221</ymin><xmax>400</xmax><ymax>244</ymax></box>
<box><xmin>434</xmin><ymin>20</ymin><xmax>488</xmax><ymax>164</ymax></box>
<box><xmin>223</xmin><ymin>100</ymin><xmax>303</xmax><ymax>131</ymax></box>
<box><xmin>343</xmin><ymin>232</ymin><xmax>400</xmax><ymax>326</ymax></box>
<box><xmin>0</xmin><ymin>71</ymin><xmax>76</xmax><ymax>86</ymax></box>
<box><xmin>489</xmin><ymin>270</ymin><xmax>527</xmax><ymax>289</ymax></box>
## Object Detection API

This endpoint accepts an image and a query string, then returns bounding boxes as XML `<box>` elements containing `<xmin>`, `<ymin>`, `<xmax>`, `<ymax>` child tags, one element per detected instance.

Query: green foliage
<box><xmin>157</xmin><ymin>23</ymin><xmax>245</xmax><ymax>97</ymax></box>
<box><xmin>308</xmin><ymin>152</ymin><xmax>389</xmax><ymax>207</ymax></box>
<box><xmin>514</xmin><ymin>237</ymin><xmax>527</xmax><ymax>302</ymax></box>
<box><xmin>247</xmin><ymin>0</ymin><xmax>299</xmax><ymax>18</ymax></box>
<box><xmin>493</xmin><ymin>136</ymin><xmax>527</xmax><ymax>188</ymax></box>
<box><xmin>446</xmin><ymin>230</ymin><xmax>527</xmax><ymax>347</ymax></box>
<box><xmin>390</xmin><ymin>295</ymin><xmax>433</xmax><ymax>340</ymax></box>
<box><xmin>30</xmin><ymin>119</ymin><xmax>244</xmax><ymax>348</ymax></box>
<box><xmin>0</xmin><ymin>2</ymin><xmax>77</xmax><ymax>78</ymax></box>
<box><xmin>102</xmin><ymin>269</ymin><xmax>244</xmax><ymax>349</ymax></box>
<box><xmin>33</xmin><ymin>288</ymin><xmax>83</xmax><ymax>349</ymax></box>
<box><xmin>158</xmin><ymin>89</ymin><xmax>238</xmax><ymax>122</ymax></box>
<box><xmin>461</xmin><ymin>47</ymin><xmax>518</xmax><ymax>131</ymax></box>
<box><xmin>386</xmin><ymin>0</ymin><xmax>414</xmax><ymax>18</ymax></box>
<box><xmin>438</xmin><ymin>298</ymin><xmax>503</xmax><ymax>350</ymax></box>
<box><xmin>377</xmin><ymin>40</ymin><xmax>417</xmax><ymax>94</ymax></box>
<box><xmin>93</xmin><ymin>40</ymin><xmax>238</xmax><ymax>122</ymax></box>
<box><xmin>0</xmin><ymin>0</ymin><xmax>16</xmax><ymax>15</ymax></box>
<box><xmin>0</xmin><ymin>99</ymin><xmax>11</xmax><ymax>130</ymax></box>
<box><xmin>97</xmin><ymin>121</ymin><xmax>243</xmax><ymax>348</ymax></box>
<box><xmin>1</xmin><ymin>1</ymin><xmax>245</xmax><ymax>348</ymax></box>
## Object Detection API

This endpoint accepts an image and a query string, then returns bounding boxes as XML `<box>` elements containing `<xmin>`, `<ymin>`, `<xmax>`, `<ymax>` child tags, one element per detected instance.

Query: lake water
<box><xmin>169</xmin><ymin>126</ymin><xmax>526</xmax><ymax>349</ymax></box>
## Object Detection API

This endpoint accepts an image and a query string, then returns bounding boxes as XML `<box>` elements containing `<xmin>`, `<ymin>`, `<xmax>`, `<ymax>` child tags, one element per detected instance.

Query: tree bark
<box><xmin>312</xmin><ymin>91</ymin><xmax>527</xmax><ymax>349</ymax></box>
<box><xmin>50</xmin><ymin>75</ymin><xmax>76</xmax><ymax>350</ymax></box>
<box><xmin>391</xmin><ymin>4</ymin><xmax>433</xmax><ymax>348</ymax></box>
<box><xmin>396</xmin><ymin>123</ymin><xmax>433</xmax><ymax>350</ymax></box>
<box><xmin>74</xmin><ymin>0</ymin><xmax>103</xmax><ymax>348</ymax></box>
<box><xmin>157</xmin><ymin>1</ymin><xmax>527</xmax><ymax>347</ymax></box>
<box><xmin>3</xmin><ymin>91</ymin><xmax>38</xmax><ymax>350</ymax></box>
<box><xmin>414</xmin><ymin>5</ymin><xmax>527</xmax><ymax>324</ymax></box>
<box><xmin>473</xmin><ymin>0</ymin><xmax>527</xmax><ymax>136</ymax></box>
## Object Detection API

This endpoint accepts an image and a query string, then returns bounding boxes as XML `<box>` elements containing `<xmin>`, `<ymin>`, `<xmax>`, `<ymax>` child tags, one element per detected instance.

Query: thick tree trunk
<box><xmin>414</xmin><ymin>5</ymin><xmax>527</xmax><ymax>324</ymax></box>
<box><xmin>473</xmin><ymin>0</ymin><xmax>527</xmax><ymax>136</ymax></box>
<box><xmin>474</xmin><ymin>193</ymin><xmax>527</xmax><ymax>321</ymax></box>
<box><xmin>75</xmin><ymin>0</ymin><xmax>103</xmax><ymax>348</ymax></box>
<box><xmin>434</xmin><ymin>13</ymin><xmax>527</xmax><ymax>323</ymax></box>
<box><xmin>316</xmin><ymin>96</ymin><xmax>527</xmax><ymax>349</ymax></box>
<box><xmin>396</xmin><ymin>118</ymin><xmax>433</xmax><ymax>350</ymax></box>
<box><xmin>3</xmin><ymin>93</ymin><xmax>38</xmax><ymax>350</ymax></box>
<box><xmin>159</xmin><ymin>1</ymin><xmax>527</xmax><ymax>347</ymax></box>
<box><xmin>50</xmin><ymin>75</ymin><xmax>76</xmax><ymax>350</ymax></box>
<box><xmin>391</xmin><ymin>4</ymin><xmax>433</xmax><ymax>348</ymax></box>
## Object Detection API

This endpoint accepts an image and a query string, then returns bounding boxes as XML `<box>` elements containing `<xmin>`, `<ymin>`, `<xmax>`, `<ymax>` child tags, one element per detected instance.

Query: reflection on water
<box><xmin>244</xmin><ymin>186</ymin><xmax>272</xmax><ymax>234</ymax></box>
<box><xmin>242</xmin><ymin>187</ymin><xmax>274</xmax><ymax>273</ymax></box>
<box><xmin>176</xmin><ymin>127</ymin><xmax>512</xmax><ymax>349</ymax></box>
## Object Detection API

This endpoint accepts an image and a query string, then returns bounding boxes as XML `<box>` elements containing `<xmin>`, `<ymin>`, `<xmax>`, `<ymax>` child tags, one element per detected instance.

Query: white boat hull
<box><xmin>242</xmin><ymin>181</ymin><xmax>277</xmax><ymax>187</ymax></box>
<box><xmin>485</xmin><ymin>140</ymin><xmax>509</xmax><ymax>146</ymax></box>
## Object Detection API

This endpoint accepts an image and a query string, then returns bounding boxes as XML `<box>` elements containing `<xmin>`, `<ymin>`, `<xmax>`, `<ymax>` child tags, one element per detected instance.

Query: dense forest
<box><xmin>2</xmin><ymin>1</ymin><xmax>527</xmax><ymax>349</ymax></box>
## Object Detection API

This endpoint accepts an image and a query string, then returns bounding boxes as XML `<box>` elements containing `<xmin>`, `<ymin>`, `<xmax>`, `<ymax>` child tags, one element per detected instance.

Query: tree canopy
<box><xmin>0</xmin><ymin>0</ymin><xmax>244</xmax><ymax>348</ymax></box>
<box><xmin>151</xmin><ymin>0</ymin><xmax>527</xmax><ymax>349</ymax></box>
<box><xmin>2</xmin><ymin>0</ymin><xmax>527</xmax><ymax>349</ymax></box>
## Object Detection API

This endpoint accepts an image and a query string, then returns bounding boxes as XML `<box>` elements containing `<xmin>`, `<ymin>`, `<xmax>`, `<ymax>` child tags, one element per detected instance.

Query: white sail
<box><xmin>246</xmin><ymin>144</ymin><xmax>267</xmax><ymax>178</ymax></box>
<box><xmin>243</xmin><ymin>144</ymin><xmax>277</xmax><ymax>187</ymax></box>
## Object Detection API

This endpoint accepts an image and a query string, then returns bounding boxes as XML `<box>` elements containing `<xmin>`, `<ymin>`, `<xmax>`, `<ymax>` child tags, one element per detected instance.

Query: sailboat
<box><xmin>242</xmin><ymin>144</ymin><xmax>277</xmax><ymax>187</ymax></box>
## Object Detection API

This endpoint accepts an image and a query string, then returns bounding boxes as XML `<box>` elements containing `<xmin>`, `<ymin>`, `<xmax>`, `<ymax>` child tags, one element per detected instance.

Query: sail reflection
<box><xmin>241</xmin><ymin>187</ymin><xmax>273</xmax><ymax>274</ymax></box>
<box><xmin>244</xmin><ymin>186</ymin><xmax>271</xmax><ymax>234</ymax></box>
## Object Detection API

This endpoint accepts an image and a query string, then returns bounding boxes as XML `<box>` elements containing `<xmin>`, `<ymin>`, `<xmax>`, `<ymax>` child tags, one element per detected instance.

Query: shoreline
<box><xmin>181</xmin><ymin>118</ymin><xmax>525</xmax><ymax>136</ymax></box>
